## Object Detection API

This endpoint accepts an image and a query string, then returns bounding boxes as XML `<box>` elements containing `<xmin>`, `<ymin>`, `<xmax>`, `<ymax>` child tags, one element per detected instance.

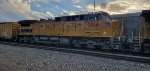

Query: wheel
<box><xmin>72</xmin><ymin>40</ymin><xmax>81</xmax><ymax>48</ymax></box>
<box><xmin>18</xmin><ymin>39</ymin><xmax>22</xmax><ymax>43</ymax></box>
<box><xmin>94</xmin><ymin>45</ymin><xmax>102</xmax><ymax>49</ymax></box>
<box><xmin>74</xmin><ymin>42</ymin><xmax>81</xmax><ymax>48</ymax></box>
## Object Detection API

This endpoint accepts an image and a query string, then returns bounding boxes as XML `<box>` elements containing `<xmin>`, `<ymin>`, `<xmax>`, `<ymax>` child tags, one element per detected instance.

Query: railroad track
<box><xmin>1</xmin><ymin>41</ymin><xmax>150</xmax><ymax>64</ymax></box>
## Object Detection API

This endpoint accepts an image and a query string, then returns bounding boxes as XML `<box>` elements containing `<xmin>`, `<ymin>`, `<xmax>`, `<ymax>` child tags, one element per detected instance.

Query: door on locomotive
<box><xmin>141</xmin><ymin>10</ymin><xmax>150</xmax><ymax>53</ymax></box>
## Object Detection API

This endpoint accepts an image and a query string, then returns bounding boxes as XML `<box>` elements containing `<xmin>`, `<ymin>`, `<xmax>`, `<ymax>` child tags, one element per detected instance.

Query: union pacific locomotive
<box><xmin>0</xmin><ymin>10</ymin><xmax>150</xmax><ymax>53</ymax></box>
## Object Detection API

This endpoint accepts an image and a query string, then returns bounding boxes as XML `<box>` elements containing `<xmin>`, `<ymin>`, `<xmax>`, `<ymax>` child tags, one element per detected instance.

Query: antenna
<box><xmin>94</xmin><ymin>0</ymin><xmax>95</xmax><ymax>12</ymax></box>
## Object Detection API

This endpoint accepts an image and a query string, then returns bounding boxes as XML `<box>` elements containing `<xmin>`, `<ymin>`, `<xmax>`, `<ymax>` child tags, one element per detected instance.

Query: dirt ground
<box><xmin>0</xmin><ymin>44</ymin><xmax>150</xmax><ymax>71</ymax></box>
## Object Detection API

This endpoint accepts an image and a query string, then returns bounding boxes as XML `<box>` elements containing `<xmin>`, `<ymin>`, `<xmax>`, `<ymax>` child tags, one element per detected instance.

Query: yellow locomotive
<box><xmin>1</xmin><ymin>11</ymin><xmax>150</xmax><ymax>53</ymax></box>
<box><xmin>16</xmin><ymin>11</ymin><xmax>121</xmax><ymax>49</ymax></box>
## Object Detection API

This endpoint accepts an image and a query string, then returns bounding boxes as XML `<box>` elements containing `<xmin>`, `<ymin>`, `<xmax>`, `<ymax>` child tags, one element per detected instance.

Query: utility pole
<box><xmin>94</xmin><ymin>0</ymin><xmax>95</xmax><ymax>12</ymax></box>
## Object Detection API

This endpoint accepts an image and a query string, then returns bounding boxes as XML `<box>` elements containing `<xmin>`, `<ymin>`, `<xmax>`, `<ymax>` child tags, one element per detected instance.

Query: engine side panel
<box><xmin>29</xmin><ymin>20</ymin><xmax>121</xmax><ymax>38</ymax></box>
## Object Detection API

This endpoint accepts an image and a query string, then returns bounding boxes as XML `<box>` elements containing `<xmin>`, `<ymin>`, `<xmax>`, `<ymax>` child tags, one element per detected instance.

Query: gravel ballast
<box><xmin>0</xmin><ymin>44</ymin><xmax>150</xmax><ymax>71</ymax></box>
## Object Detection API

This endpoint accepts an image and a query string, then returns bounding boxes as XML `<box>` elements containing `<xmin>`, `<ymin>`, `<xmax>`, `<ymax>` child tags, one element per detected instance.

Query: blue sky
<box><xmin>0</xmin><ymin>0</ymin><xmax>150</xmax><ymax>22</ymax></box>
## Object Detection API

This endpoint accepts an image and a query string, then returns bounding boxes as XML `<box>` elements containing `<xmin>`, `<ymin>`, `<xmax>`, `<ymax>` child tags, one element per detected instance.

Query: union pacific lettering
<box><xmin>88</xmin><ymin>22</ymin><xmax>105</xmax><ymax>27</ymax></box>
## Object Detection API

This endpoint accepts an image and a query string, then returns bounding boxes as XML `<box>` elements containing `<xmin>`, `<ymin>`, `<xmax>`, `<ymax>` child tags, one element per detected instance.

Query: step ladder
<box><xmin>113</xmin><ymin>37</ymin><xmax>120</xmax><ymax>50</ymax></box>
<box><xmin>132</xmin><ymin>37</ymin><xmax>141</xmax><ymax>52</ymax></box>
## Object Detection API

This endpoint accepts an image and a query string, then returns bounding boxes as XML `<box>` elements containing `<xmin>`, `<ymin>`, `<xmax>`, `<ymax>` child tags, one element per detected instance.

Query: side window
<box><xmin>106</xmin><ymin>15</ymin><xmax>111</xmax><ymax>21</ymax></box>
<box><xmin>80</xmin><ymin>15</ymin><xmax>84</xmax><ymax>20</ymax></box>
<box><xmin>101</xmin><ymin>14</ymin><xmax>106</xmax><ymax>19</ymax></box>
<box><xmin>105</xmin><ymin>16</ymin><xmax>109</xmax><ymax>20</ymax></box>
<box><xmin>98</xmin><ymin>14</ymin><xmax>102</xmax><ymax>19</ymax></box>
<box><xmin>89</xmin><ymin>17</ymin><xmax>96</xmax><ymax>21</ymax></box>
<box><xmin>101</xmin><ymin>14</ymin><xmax>111</xmax><ymax>21</ymax></box>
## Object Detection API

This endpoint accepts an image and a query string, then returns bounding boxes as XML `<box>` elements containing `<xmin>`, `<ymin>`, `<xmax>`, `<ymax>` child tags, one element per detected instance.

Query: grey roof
<box><xmin>111</xmin><ymin>12</ymin><xmax>141</xmax><ymax>18</ymax></box>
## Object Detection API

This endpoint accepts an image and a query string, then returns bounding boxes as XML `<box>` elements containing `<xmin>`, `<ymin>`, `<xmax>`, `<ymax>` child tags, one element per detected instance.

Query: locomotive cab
<box><xmin>55</xmin><ymin>11</ymin><xmax>111</xmax><ymax>22</ymax></box>
<box><xmin>15</xmin><ymin>20</ymin><xmax>38</xmax><ymax>43</ymax></box>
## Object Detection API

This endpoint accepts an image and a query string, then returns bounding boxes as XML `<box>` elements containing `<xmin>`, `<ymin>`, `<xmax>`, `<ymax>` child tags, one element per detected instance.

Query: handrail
<box><xmin>113</xmin><ymin>19</ymin><xmax>124</xmax><ymax>38</ymax></box>
<box><xmin>120</xmin><ymin>18</ymin><xmax>124</xmax><ymax>37</ymax></box>
<box><xmin>113</xmin><ymin>30</ymin><xmax>117</xmax><ymax>37</ymax></box>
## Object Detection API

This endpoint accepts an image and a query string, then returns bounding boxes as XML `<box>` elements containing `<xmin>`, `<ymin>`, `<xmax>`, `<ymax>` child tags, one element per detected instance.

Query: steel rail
<box><xmin>0</xmin><ymin>41</ymin><xmax>150</xmax><ymax>64</ymax></box>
